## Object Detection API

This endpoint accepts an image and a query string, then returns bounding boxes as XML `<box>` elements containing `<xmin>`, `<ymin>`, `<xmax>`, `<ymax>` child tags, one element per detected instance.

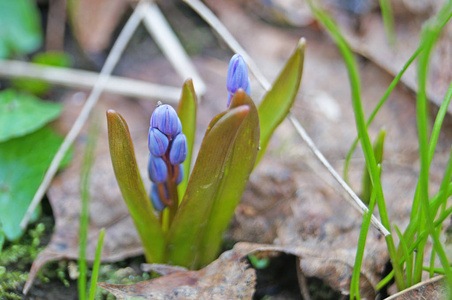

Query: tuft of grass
<box><xmin>306</xmin><ymin>0</ymin><xmax>404</xmax><ymax>290</ymax></box>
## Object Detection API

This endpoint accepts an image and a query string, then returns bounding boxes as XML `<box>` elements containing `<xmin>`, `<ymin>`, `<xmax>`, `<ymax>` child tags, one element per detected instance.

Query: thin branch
<box><xmin>142</xmin><ymin>2</ymin><xmax>207</xmax><ymax>96</ymax></box>
<box><xmin>20</xmin><ymin>0</ymin><xmax>150</xmax><ymax>229</ymax></box>
<box><xmin>0</xmin><ymin>60</ymin><xmax>181</xmax><ymax>101</ymax></box>
<box><xmin>184</xmin><ymin>0</ymin><xmax>390</xmax><ymax>236</ymax></box>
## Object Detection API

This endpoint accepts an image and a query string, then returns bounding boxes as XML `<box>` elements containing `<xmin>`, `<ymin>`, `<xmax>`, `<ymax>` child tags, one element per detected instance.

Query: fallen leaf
<box><xmin>384</xmin><ymin>276</ymin><xmax>449</xmax><ymax>300</ymax></box>
<box><xmin>100</xmin><ymin>242</ymin><xmax>380</xmax><ymax>299</ymax></box>
<box><xmin>99</xmin><ymin>243</ymin><xmax>256</xmax><ymax>299</ymax></box>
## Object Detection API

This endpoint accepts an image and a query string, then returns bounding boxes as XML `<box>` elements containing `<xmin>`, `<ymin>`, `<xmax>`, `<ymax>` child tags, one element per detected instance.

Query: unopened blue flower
<box><xmin>148</xmin><ymin>154</ymin><xmax>168</xmax><ymax>183</ymax></box>
<box><xmin>169</xmin><ymin>133</ymin><xmax>187</xmax><ymax>165</ymax></box>
<box><xmin>148</xmin><ymin>128</ymin><xmax>169</xmax><ymax>157</ymax></box>
<box><xmin>176</xmin><ymin>164</ymin><xmax>184</xmax><ymax>185</ymax></box>
<box><xmin>227</xmin><ymin>54</ymin><xmax>251</xmax><ymax>106</ymax></box>
<box><xmin>151</xmin><ymin>184</ymin><xmax>167</xmax><ymax>211</ymax></box>
<box><xmin>150</xmin><ymin>104</ymin><xmax>182</xmax><ymax>136</ymax></box>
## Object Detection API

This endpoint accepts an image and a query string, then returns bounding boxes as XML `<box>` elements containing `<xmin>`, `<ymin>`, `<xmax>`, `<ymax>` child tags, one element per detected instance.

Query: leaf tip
<box><xmin>298</xmin><ymin>37</ymin><xmax>306</xmax><ymax>50</ymax></box>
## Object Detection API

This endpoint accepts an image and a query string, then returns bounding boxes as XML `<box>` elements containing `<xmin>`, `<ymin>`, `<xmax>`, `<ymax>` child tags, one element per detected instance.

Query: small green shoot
<box><xmin>88</xmin><ymin>228</ymin><xmax>105</xmax><ymax>300</ymax></box>
<box><xmin>78</xmin><ymin>119</ymin><xmax>98</xmax><ymax>300</ymax></box>
<box><xmin>248</xmin><ymin>254</ymin><xmax>270</xmax><ymax>269</ymax></box>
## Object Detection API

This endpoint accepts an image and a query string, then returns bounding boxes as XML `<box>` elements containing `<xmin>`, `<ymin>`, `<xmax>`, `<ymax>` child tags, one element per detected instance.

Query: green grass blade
<box><xmin>78</xmin><ymin>119</ymin><xmax>98</xmax><ymax>300</ymax></box>
<box><xmin>415</xmin><ymin>0</ymin><xmax>452</xmax><ymax>288</ymax></box>
<box><xmin>361</xmin><ymin>129</ymin><xmax>385</xmax><ymax>204</ymax></box>
<box><xmin>256</xmin><ymin>38</ymin><xmax>305</xmax><ymax>165</ymax></box>
<box><xmin>394</xmin><ymin>225</ymin><xmax>412</xmax><ymax>287</ymax></box>
<box><xmin>343</xmin><ymin>46</ymin><xmax>422</xmax><ymax>182</ymax></box>
<box><xmin>166</xmin><ymin>102</ymin><xmax>256</xmax><ymax>268</ymax></box>
<box><xmin>379</xmin><ymin>0</ymin><xmax>396</xmax><ymax>45</ymax></box>
<box><xmin>106</xmin><ymin>110</ymin><xmax>165</xmax><ymax>263</ymax></box>
<box><xmin>307</xmin><ymin>0</ymin><xmax>404</xmax><ymax>290</ymax></box>
<box><xmin>88</xmin><ymin>228</ymin><xmax>105</xmax><ymax>300</ymax></box>
<box><xmin>350</xmin><ymin>180</ymin><xmax>378</xmax><ymax>300</ymax></box>
<box><xmin>177</xmin><ymin>79</ymin><xmax>197</xmax><ymax>201</ymax></box>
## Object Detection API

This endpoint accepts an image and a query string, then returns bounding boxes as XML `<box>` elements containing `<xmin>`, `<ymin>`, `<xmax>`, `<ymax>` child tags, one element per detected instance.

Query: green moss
<box><xmin>0</xmin><ymin>222</ymin><xmax>46</xmax><ymax>298</ymax></box>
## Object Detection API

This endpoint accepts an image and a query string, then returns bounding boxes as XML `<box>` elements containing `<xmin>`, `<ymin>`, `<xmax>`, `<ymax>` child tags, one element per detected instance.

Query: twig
<box><xmin>288</xmin><ymin>114</ymin><xmax>390</xmax><ymax>235</ymax></box>
<box><xmin>142</xmin><ymin>2</ymin><xmax>207</xmax><ymax>96</ymax></box>
<box><xmin>0</xmin><ymin>60</ymin><xmax>181</xmax><ymax>101</ymax></box>
<box><xmin>20</xmin><ymin>0</ymin><xmax>150</xmax><ymax>229</ymax></box>
<box><xmin>183</xmin><ymin>0</ymin><xmax>390</xmax><ymax>236</ymax></box>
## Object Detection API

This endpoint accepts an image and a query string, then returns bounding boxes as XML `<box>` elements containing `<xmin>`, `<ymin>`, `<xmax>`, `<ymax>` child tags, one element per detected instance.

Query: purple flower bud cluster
<box><xmin>148</xmin><ymin>104</ymin><xmax>187</xmax><ymax>211</ymax></box>
<box><xmin>227</xmin><ymin>54</ymin><xmax>251</xmax><ymax>107</ymax></box>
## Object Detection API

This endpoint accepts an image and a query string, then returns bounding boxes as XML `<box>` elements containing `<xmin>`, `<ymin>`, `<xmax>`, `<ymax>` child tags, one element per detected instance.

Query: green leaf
<box><xmin>198</xmin><ymin>91</ymin><xmax>260</xmax><ymax>267</ymax></box>
<box><xmin>0</xmin><ymin>0</ymin><xmax>42</xmax><ymax>58</ymax></box>
<box><xmin>256</xmin><ymin>38</ymin><xmax>305</xmax><ymax>165</ymax></box>
<box><xmin>177</xmin><ymin>79</ymin><xmax>197</xmax><ymax>201</ymax></box>
<box><xmin>12</xmin><ymin>52</ymin><xmax>73</xmax><ymax>96</ymax></box>
<box><xmin>107</xmin><ymin>110</ymin><xmax>165</xmax><ymax>263</ymax></box>
<box><xmin>165</xmin><ymin>102</ymin><xmax>254</xmax><ymax>269</ymax></box>
<box><xmin>0</xmin><ymin>89</ymin><xmax>63</xmax><ymax>142</ymax></box>
<box><xmin>0</xmin><ymin>126</ymin><xmax>65</xmax><ymax>240</ymax></box>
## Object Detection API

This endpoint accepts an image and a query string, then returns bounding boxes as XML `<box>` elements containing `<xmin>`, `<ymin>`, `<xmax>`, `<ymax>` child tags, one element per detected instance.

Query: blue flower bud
<box><xmin>148</xmin><ymin>154</ymin><xmax>168</xmax><ymax>183</ymax></box>
<box><xmin>169</xmin><ymin>133</ymin><xmax>187</xmax><ymax>165</ymax></box>
<box><xmin>227</xmin><ymin>54</ymin><xmax>251</xmax><ymax>106</ymax></box>
<box><xmin>176</xmin><ymin>164</ymin><xmax>183</xmax><ymax>185</ymax></box>
<box><xmin>150</xmin><ymin>104</ymin><xmax>182</xmax><ymax>136</ymax></box>
<box><xmin>148</xmin><ymin>128</ymin><xmax>169</xmax><ymax>157</ymax></box>
<box><xmin>151</xmin><ymin>184</ymin><xmax>167</xmax><ymax>211</ymax></box>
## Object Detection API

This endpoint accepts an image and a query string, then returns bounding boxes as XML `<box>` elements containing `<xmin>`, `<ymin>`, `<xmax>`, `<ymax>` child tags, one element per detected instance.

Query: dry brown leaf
<box><xmin>384</xmin><ymin>276</ymin><xmax>449</xmax><ymax>300</ymax></box>
<box><xmin>100</xmin><ymin>242</ymin><xmax>381</xmax><ymax>299</ymax></box>
<box><xmin>99</xmin><ymin>243</ymin><xmax>257</xmax><ymax>299</ymax></box>
<box><xmin>69</xmin><ymin>0</ymin><xmax>129</xmax><ymax>53</ymax></box>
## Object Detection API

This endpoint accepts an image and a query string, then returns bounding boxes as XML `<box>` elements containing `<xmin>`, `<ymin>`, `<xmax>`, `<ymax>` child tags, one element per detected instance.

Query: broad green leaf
<box><xmin>107</xmin><ymin>110</ymin><xmax>164</xmax><ymax>263</ymax></box>
<box><xmin>198</xmin><ymin>91</ymin><xmax>260</xmax><ymax>267</ymax></box>
<box><xmin>0</xmin><ymin>0</ymin><xmax>42</xmax><ymax>58</ymax></box>
<box><xmin>177</xmin><ymin>79</ymin><xmax>197</xmax><ymax>201</ymax></box>
<box><xmin>0</xmin><ymin>126</ymin><xmax>66</xmax><ymax>240</ymax></box>
<box><xmin>165</xmin><ymin>104</ymin><xmax>252</xmax><ymax>268</ymax></box>
<box><xmin>13</xmin><ymin>52</ymin><xmax>73</xmax><ymax>96</ymax></box>
<box><xmin>256</xmin><ymin>38</ymin><xmax>305</xmax><ymax>164</ymax></box>
<box><xmin>0</xmin><ymin>89</ymin><xmax>62</xmax><ymax>142</ymax></box>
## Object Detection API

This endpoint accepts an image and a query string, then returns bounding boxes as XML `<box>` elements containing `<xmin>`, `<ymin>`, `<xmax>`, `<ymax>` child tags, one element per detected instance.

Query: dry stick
<box><xmin>184</xmin><ymin>0</ymin><xmax>390</xmax><ymax>236</ymax></box>
<box><xmin>20</xmin><ymin>0</ymin><xmax>149</xmax><ymax>229</ymax></box>
<box><xmin>0</xmin><ymin>60</ymin><xmax>181</xmax><ymax>102</ymax></box>
<box><xmin>142</xmin><ymin>2</ymin><xmax>207</xmax><ymax>96</ymax></box>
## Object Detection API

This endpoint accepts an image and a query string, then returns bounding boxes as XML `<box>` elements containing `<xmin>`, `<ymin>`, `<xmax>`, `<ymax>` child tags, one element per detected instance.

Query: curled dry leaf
<box><xmin>100</xmin><ymin>242</ymin><xmax>379</xmax><ymax>299</ymax></box>
<box><xmin>99</xmin><ymin>243</ymin><xmax>257</xmax><ymax>299</ymax></box>
<box><xmin>384</xmin><ymin>276</ymin><xmax>449</xmax><ymax>300</ymax></box>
